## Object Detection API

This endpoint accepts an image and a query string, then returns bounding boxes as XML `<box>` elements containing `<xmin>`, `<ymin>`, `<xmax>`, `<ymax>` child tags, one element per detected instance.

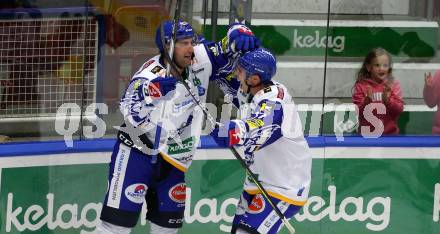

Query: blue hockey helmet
<box><xmin>155</xmin><ymin>20</ymin><xmax>195</xmax><ymax>53</ymax></box>
<box><xmin>237</xmin><ymin>48</ymin><xmax>277</xmax><ymax>82</ymax></box>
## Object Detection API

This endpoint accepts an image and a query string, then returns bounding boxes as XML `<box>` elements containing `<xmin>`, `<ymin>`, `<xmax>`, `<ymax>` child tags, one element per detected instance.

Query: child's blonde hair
<box><xmin>356</xmin><ymin>47</ymin><xmax>394</xmax><ymax>84</ymax></box>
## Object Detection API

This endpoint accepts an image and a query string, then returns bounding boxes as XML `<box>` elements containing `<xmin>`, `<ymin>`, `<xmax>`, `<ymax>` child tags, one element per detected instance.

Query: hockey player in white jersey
<box><xmin>211</xmin><ymin>48</ymin><xmax>312</xmax><ymax>234</ymax></box>
<box><xmin>97</xmin><ymin>20</ymin><xmax>260</xmax><ymax>234</ymax></box>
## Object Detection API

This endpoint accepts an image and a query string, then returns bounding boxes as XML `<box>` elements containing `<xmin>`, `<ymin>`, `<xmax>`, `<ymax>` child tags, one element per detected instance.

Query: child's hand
<box><xmin>364</xmin><ymin>86</ymin><xmax>373</xmax><ymax>102</ymax></box>
<box><xmin>382</xmin><ymin>85</ymin><xmax>391</xmax><ymax>104</ymax></box>
<box><xmin>424</xmin><ymin>72</ymin><xmax>434</xmax><ymax>87</ymax></box>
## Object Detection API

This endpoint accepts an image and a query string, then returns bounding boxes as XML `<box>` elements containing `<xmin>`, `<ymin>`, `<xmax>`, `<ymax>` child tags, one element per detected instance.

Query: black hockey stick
<box><xmin>229</xmin><ymin>146</ymin><xmax>296</xmax><ymax>234</ymax></box>
<box><xmin>151</xmin><ymin>0</ymin><xmax>183</xmax><ymax>163</ymax></box>
<box><xmin>162</xmin><ymin>54</ymin><xmax>296</xmax><ymax>233</ymax></box>
<box><xmin>158</xmin><ymin>4</ymin><xmax>295</xmax><ymax>233</ymax></box>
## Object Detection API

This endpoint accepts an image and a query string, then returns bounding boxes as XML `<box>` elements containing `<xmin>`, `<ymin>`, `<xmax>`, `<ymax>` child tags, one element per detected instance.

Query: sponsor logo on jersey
<box><xmin>248</xmin><ymin>194</ymin><xmax>265</xmax><ymax>214</ymax></box>
<box><xmin>192</xmin><ymin>77</ymin><xmax>202</xmax><ymax>86</ymax></box>
<box><xmin>209</xmin><ymin>45</ymin><xmax>219</xmax><ymax>56</ymax></box>
<box><xmin>169</xmin><ymin>183</ymin><xmax>186</xmax><ymax>203</ymax></box>
<box><xmin>229</xmin><ymin>129</ymin><xmax>240</xmax><ymax>145</ymax></box>
<box><xmin>192</xmin><ymin>68</ymin><xmax>204</xmax><ymax>74</ymax></box>
<box><xmin>226</xmin><ymin>72</ymin><xmax>235</xmax><ymax>81</ymax></box>
<box><xmin>297</xmin><ymin>187</ymin><xmax>305</xmax><ymax>196</ymax></box>
<box><xmin>125</xmin><ymin>183</ymin><xmax>147</xmax><ymax>204</ymax></box>
<box><xmin>168</xmin><ymin>137</ymin><xmax>194</xmax><ymax>155</ymax></box>
<box><xmin>259</xmin><ymin>103</ymin><xmax>272</xmax><ymax>112</ymax></box>
<box><xmin>263</xmin><ymin>87</ymin><xmax>272</xmax><ymax>93</ymax></box>
<box><xmin>276</xmin><ymin>87</ymin><xmax>284</xmax><ymax>99</ymax></box>
<box><xmin>148</xmin><ymin>82</ymin><xmax>161</xmax><ymax>98</ymax></box>
<box><xmin>142</xmin><ymin>60</ymin><xmax>154</xmax><ymax>69</ymax></box>
<box><xmin>178</xmin><ymin>154</ymin><xmax>194</xmax><ymax>163</ymax></box>
<box><xmin>133</xmin><ymin>80</ymin><xmax>142</xmax><ymax>90</ymax></box>
<box><xmin>197</xmin><ymin>86</ymin><xmax>206</xmax><ymax>96</ymax></box>
<box><xmin>173</xmin><ymin>98</ymin><xmax>194</xmax><ymax>112</ymax></box>
<box><xmin>150</xmin><ymin>66</ymin><xmax>163</xmax><ymax>74</ymax></box>
<box><xmin>134</xmin><ymin>60</ymin><xmax>155</xmax><ymax>75</ymax></box>
<box><xmin>259</xmin><ymin>102</ymin><xmax>275</xmax><ymax>116</ymax></box>
<box><xmin>246</xmin><ymin>118</ymin><xmax>265</xmax><ymax>129</ymax></box>
<box><xmin>168</xmin><ymin>218</ymin><xmax>184</xmax><ymax>224</ymax></box>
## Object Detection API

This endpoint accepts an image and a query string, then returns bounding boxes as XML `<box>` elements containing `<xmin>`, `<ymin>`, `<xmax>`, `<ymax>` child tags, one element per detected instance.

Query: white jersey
<box><xmin>233</xmin><ymin>81</ymin><xmax>312</xmax><ymax>206</ymax></box>
<box><xmin>119</xmin><ymin>44</ymin><xmax>213</xmax><ymax>172</ymax></box>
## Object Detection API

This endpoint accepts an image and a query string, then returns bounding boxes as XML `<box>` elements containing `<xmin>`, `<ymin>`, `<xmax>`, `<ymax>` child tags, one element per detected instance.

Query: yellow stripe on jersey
<box><xmin>245</xmin><ymin>189</ymin><xmax>307</xmax><ymax>206</ymax></box>
<box><xmin>160</xmin><ymin>152</ymin><xmax>188</xmax><ymax>173</ymax></box>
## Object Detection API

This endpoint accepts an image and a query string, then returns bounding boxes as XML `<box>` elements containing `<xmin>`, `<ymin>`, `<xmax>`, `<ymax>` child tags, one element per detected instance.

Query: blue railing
<box><xmin>1</xmin><ymin>135</ymin><xmax>439</xmax><ymax>157</ymax></box>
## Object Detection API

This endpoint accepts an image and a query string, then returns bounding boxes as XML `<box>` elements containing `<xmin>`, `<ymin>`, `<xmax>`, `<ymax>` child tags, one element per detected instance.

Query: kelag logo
<box><xmin>4</xmin><ymin>184</ymin><xmax>440</xmax><ymax>233</ymax></box>
<box><xmin>293</xmin><ymin>29</ymin><xmax>345</xmax><ymax>52</ymax></box>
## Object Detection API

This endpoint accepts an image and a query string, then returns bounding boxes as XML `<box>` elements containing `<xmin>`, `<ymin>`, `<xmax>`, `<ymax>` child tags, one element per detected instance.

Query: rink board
<box><xmin>0</xmin><ymin>137</ymin><xmax>440</xmax><ymax>234</ymax></box>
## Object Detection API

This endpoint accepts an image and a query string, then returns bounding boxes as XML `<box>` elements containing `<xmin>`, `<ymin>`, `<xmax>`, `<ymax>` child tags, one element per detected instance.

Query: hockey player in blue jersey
<box><xmin>211</xmin><ymin>48</ymin><xmax>312</xmax><ymax>234</ymax></box>
<box><xmin>97</xmin><ymin>20</ymin><xmax>260</xmax><ymax>234</ymax></box>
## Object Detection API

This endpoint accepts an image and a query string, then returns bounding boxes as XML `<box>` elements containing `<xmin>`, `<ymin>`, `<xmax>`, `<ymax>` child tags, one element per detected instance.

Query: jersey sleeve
<box><xmin>202</xmin><ymin>40</ymin><xmax>241</xmax><ymax>106</ymax></box>
<box><xmin>119</xmin><ymin>77</ymin><xmax>160</xmax><ymax>128</ymax></box>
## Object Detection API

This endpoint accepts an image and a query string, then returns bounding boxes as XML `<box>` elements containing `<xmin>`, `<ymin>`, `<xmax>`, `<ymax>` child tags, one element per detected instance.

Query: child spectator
<box><xmin>352</xmin><ymin>47</ymin><xmax>404</xmax><ymax>135</ymax></box>
<box><xmin>423</xmin><ymin>71</ymin><xmax>440</xmax><ymax>134</ymax></box>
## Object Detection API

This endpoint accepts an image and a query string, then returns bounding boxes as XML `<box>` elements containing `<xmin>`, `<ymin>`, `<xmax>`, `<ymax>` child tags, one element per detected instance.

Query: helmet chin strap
<box><xmin>173</xmin><ymin>58</ymin><xmax>184</xmax><ymax>71</ymax></box>
<box><xmin>244</xmin><ymin>73</ymin><xmax>261</xmax><ymax>89</ymax></box>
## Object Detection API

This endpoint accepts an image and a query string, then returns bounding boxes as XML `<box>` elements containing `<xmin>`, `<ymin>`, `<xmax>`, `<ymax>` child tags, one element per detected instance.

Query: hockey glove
<box><xmin>210</xmin><ymin>121</ymin><xmax>240</xmax><ymax>147</ymax></box>
<box><xmin>148</xmin><ymin>76</ymin><xmax>177</xmax><ymax>99</ymax></box>
<box><xmin>226</xmin><ymin>23</ymin><xmax>260</xmax><ymax>53</ymax></box>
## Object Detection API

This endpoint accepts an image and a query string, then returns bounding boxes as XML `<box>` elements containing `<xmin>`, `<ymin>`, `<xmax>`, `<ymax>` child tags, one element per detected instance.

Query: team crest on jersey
<box><xmin>125</xmin><ymin>183</ymin><xmax>147</xmax><ymax>204</ymax></box>
<box><xmin>259</xmin><ymin>102</ymin><xmax>276</xmax><ymax>116</ymax></box>
<box><xmin>243</xmin><ymin>124</ymin><xmax>281</xmax><ymax>165</ymax></box>
<box><xmin>209</xmin><ymin>45</ymin><xmax>219</xmax><ymax>56</ymax></box>
<box><xmin>248</xmin><ymin>194</ymin><xmax>265</xmax><ymax>214</ymax></box>
<box><xmin>169</xmin><ymin>183</ymin><xmax>186</xmax><ymax>204</ymax></box>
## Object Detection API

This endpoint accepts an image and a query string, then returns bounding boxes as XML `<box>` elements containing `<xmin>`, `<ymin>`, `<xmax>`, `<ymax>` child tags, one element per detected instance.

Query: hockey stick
<box><xmin>229</xmin><ymin>146</ymin><xmax>296</xmax><ymax>234</ymax></box>
<box><xmin>162</xmin><ymin>57</ymin><xmax>296</xmax><ymax>234</ymax></box>
<box><xmin>151</xmin><ymin>0</ymin><xmax>182</xmax><ymax>163</ymax></box>
<box><xmin>157</xmin><ymin>7</ymin><xmax>296</xmax><ymax>234</ymax></box>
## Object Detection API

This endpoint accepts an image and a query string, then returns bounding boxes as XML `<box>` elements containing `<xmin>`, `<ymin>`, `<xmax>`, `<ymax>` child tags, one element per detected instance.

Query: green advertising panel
<box><xmin>203</xmin><ymin>23</ymin><xmax>437</xmax><ymax>59</ymax></box>
<box><xmin>1</xmin><ymin>149</ymin><xmax>439</xmax><ymax>234</ymax></box>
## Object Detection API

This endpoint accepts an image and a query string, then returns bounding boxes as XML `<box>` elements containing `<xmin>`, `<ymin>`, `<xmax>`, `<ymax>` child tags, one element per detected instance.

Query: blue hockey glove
<box><xmin>227</xmin><ymin>23</ymin><xmax>260</xmax><ymax>53</ymax></box>
<box><xmin>210</xmin><ymin>121</ymin><xmax>240</xmax><ymax>147</ymax></box>
<box><xmin>148</xmin><ymin>76</ymin><xmax>177</xmax><ymax>99</ymax></box>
